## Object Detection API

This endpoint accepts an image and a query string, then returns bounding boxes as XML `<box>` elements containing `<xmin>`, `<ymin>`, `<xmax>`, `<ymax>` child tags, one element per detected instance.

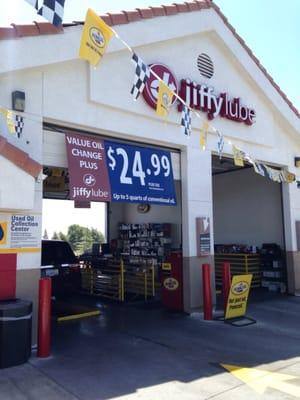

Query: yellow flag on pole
<box><xmin>281</xmin><ymin>170</ymin><xmax>296</xmax><ymax>183</ymax></box>
<box><xmin>0</xmin><ymin>107</ymin><xmax>15</xmax><ymax>134</ymax></box>
<box><xmin>156</xmin><ymin>81</ymin><xmax>174</xmax><ymax>118</ymax></box>
<box><xmin>79</xmin><ymin>9</ymin><xmax>114</xmax><ymax>66</ymax></box>
<box><xmin>232</xmin><ymin>145</ymin><xmax>244</xmax><ymax>167</ymax></box>
<box><xmin>6</xmin><ymin>110</ymin><xmax>15</xmax><ymax>134</ymax></box>
<box><xmin>200</xmin><ymin>120</ymin><xmax>209</xmax><ymax>149</ymax></box>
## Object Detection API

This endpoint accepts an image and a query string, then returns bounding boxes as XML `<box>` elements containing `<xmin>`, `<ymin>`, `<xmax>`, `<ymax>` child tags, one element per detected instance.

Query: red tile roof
<box><xmin>0</xmin><ymin>0</ymin><xmax>298</xmax><ymax>119</ymax></box>
<box><xmin>0</xmin><ymin>136</ymin><xmax>42</xmax><ymax>178</ymax></box>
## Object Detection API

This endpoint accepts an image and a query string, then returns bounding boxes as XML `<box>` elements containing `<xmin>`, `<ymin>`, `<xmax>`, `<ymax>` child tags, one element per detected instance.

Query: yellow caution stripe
<box><xmin>57</xmin><ymin>310</ymin><xmax>100</xmax><ymax>322</ymax></box>
<box><xmin>0</xmin><ymin>247</ymin><xmax>41</xmax><ymax>254</ymax></box>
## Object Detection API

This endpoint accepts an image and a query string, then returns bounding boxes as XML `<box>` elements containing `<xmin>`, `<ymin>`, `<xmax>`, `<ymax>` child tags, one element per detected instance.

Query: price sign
<box><xmin>105</xmin><ymin>141</ymin><xmax>177</xmax><ymax>205</ymax></box>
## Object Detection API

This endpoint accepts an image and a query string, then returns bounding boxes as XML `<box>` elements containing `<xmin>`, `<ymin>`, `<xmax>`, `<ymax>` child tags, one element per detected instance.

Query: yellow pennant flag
<box><xmin>156</xmin><ymin>81</ymin><xmax>174</xmax><ymax>118</ymax></box>
<box><xmin>200</xmin><ymin>120</ymin><xmax>209</xmax><ymax>149</ymax></box>
<box><xmin>6</xmin><ymin>110</ymin><xmax>15</xmax><ymax>134</ymax></box>
<box><xmin>232</xmin><ymin>145</ymin><xmax>244</xmax><ymax>167</ymax></box>
<box><xmin>79</xmin><ymin>9</ymin><xmax>114</xmax><ymax>66</ymax></box>
<box><xmin>281</xmin><ymin>170</ymin><xmax>296</xmax><ymax>183</ymax></box>
<box><xmin>0</xmin><ymin>107</ymin><xmax>15</xmax><ymax>134</ymax></box>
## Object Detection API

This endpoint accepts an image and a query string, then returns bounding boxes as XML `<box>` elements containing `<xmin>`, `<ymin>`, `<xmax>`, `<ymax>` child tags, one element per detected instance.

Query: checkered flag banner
<box><xmin>131</xmin><ymin>53</ymin><xmax>150</xmax><ymax>100</ymax></box>
<box><xmin>38</xmin><ymin>0</ymin><xmax>65</xmax><ymax>27</ymax></box>
<box><xmin>15</xmin><ymin>115</ymin><xmax>24</xmax><ymax>138</ymax></box>
<box><xmin>217</xmin><ymin>130</ymin><xmax>224</xmax><ymax>158</ymax></box>
<box><xmin>24</xmin><ymin>0</ymin><xmax>40</xmax><ymax>10</ymax></box>
<box><xmin>181</xmin><ymin>106</ymin><xmax>192</xmax><ymax>136</ymax></box>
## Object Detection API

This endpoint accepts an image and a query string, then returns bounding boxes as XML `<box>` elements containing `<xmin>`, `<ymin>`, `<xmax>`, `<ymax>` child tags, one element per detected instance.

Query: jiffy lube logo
<box><xmin>83</xmin><ymin>174</ymin><xmax>96</xmax><ymax>187</ymax></box>
<box><xmin>0</xmin><ymin>222</ymin><xmax>7</xmax><ymax>245</ymax></box>
<box><xmin>143</xmin><ymin>63</ymin><xmax>256</xmax><ymax>125</ymax></box>
<box><xmin>143</xmin><ymin>63</ymin><xmax>178</xmax><ymax>109</ymax></box>
<box><xmin>89</xmin><ymin>27</ymin><xmax>105</xmax><ymax>48</ymax></box>
<box><xmin>232</xmin><ymin>281</ymin><xmax>249</xmax><ymax>295</ymax></box>
<box><xmin>163</xmin><ymin>277</ymin><xmax>179</xmax><ymax>291</ymax></box>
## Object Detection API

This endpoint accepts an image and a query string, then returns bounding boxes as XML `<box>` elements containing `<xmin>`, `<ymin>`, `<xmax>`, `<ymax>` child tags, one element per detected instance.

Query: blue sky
<box><xmin>1</xmin><ymin>0</ymin><xmax>299</xmax><ymax>111</ymax></box>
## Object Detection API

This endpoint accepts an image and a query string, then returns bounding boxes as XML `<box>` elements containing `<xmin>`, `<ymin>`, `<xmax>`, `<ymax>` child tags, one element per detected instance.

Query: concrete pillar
<box><xmin>283</xmin><ymin>181</ymin><xmax>300</xmax><ymax>294</ymax></box>
<box><xmin>181</xmin><ymin>146</ymin><xmax>215</xmax><ymax>313</ymax></box>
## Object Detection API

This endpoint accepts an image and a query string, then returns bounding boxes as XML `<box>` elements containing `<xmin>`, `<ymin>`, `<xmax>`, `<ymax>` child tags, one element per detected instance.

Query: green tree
<box><xmin>58</xmin><ymin>231</ymin><xmax>67</xmax><ymax>241</ymax></box>
<box><xmin>67</xmin><ymin>224</ymin><xmax>85</xmax><ymax>253</ymax></box>
<box><xmin>90</xmin><ymin>227</ymin><xmax>105</xmax><ymax>244</ymax></box>
<box><xmin>52</xmin><ymin>231</ymin><xmax>59</xmax><ymax>240</ymax></box>
<box><xmin>66</xmin><ymin>225</ymin><xmax>104</xmax><ymax>255</ymax></box>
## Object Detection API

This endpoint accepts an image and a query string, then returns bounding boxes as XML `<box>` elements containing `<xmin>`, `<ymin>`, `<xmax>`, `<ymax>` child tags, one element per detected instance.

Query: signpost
<box><xmin>225</xmin><ymin>274</ymin><xmax>256</xmax><ymax>326</ymax></box>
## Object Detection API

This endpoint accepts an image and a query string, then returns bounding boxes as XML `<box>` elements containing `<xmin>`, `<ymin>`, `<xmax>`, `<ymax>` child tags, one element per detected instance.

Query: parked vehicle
<box><xmin>41</xmin><ymin>240</ymin><xmax>81</xmax><ymax>298</ymax></box>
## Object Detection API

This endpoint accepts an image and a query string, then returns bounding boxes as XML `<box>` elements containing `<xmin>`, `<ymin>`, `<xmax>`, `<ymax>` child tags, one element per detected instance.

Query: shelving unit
<box><xmin>118</xmin><ymin>223</ymin><xmax>172</xmax><ymax>265</ymax></box>
<box><xmin>260</xmin><ymin>244</ymin><xmax>286</xmax><ymax>293</ymax></box>
<box><xmin>215</xmin><ymin>253</ymin><xmax>261</xmax><ymax>288</ymax></box>
<box><xmin>118</xmin><ymin>223</ymin><xmax>172</xmax><ymax>293</ymax></box>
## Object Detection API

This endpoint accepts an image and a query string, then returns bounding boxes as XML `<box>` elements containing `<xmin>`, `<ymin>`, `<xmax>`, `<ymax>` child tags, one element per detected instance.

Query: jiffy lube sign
<box><xmin>142</xmin><ymin>63</ymin><xmax>256</xmax><ymax>125</ymax></box>
<box><xmin>65</xmin><ymin>133</ymin><xmax>111</xmax><ymax>201</ymax></box>
<box><xmin>65</xmin><ymin>133</ymin><xmax>177</xmax><ymax>205</ymax></box>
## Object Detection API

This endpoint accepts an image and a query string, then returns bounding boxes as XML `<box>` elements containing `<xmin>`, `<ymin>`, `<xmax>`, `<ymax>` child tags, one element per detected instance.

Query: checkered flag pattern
<box><xmin>217</xmin><ymin>130</ymin><xmax>224</xmax><ymax>158</ymax></box>
<box><xmin>25</xmin><ymin>0</ymin><xmax>39</xmax><ymax>10</ymax></box>
<box><xmin>181</xmin><ymin>106</ymin><xmax>192</xmax><ymax>136</ymax></box>
<box><xmin>15</xmin><ymin>115</ymin><xmax>24</xmax><ymax>138</ymax></box>
<box><xmin>130</xmin><ymin>53</ymin><xmax>150</xmax><ymax>100</ymax></box>
<box><xmin>38</xmin><ymin>0</ymin><xmax>65</xmax><ymax>27</ymax></box>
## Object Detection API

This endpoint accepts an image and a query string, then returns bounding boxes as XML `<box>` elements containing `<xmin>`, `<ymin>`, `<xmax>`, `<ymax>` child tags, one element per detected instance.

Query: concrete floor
<box><xmin>1</xmin><ymin>291</ymin><xmax>300</xmax><ymax>399</ymax></box>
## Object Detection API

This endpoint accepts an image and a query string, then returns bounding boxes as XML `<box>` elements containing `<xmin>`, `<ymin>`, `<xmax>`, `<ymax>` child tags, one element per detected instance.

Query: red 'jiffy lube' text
<box><xmin>177</xmin><ymin>79</ymin><xmax>256</xmax><ymax>125</ymax></box>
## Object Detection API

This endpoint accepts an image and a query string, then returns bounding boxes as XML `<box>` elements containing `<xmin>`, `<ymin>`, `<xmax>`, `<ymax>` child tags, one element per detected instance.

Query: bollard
<box><xmin>37</xmin><ymin>278</ymin><xmax>52</xmax><ymax>358</ymax></box>
<box><xmin>202</xmin><ymin>264</ymin><xmax>213</xmax><ymax>320</ymax></box>
<box><xmin>222</xmin><ymin>262</ymin><xmax>231</xmax><ymax>312</ymax></box>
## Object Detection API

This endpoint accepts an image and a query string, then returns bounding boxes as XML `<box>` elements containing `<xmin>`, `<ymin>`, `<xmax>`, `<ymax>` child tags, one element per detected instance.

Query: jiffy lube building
<box><xmin>0</xmin><ymin>0</ymin><xmax>299</xmax><ymax>342</ymax></box>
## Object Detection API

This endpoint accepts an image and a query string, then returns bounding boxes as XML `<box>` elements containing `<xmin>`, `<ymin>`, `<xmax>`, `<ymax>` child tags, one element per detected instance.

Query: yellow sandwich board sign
<box><xmin>225</xmin><ymin>274</ymin><xmax>252</xmax><ymax>320</ymax></box>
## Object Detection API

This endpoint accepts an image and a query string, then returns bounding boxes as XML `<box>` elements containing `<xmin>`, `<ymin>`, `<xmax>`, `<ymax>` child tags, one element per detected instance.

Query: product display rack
<box><xmin>215</xmin><ymin>253</ymin><xmax>261</xmax><ymax>288</ymax></box>
<box><xmin>118</xmin><ymin>223</ymin><xmax>172</xmax><ymax>293</ymax></box>
<box><xmin>118</xmin><ymin>223</ymin><xmax>172</xmax><ymax>266</ymax></box>
<box><xmin>260</xmin><ymin>244</ymin><xmax>286</xmax><ymax>293</ymax></box>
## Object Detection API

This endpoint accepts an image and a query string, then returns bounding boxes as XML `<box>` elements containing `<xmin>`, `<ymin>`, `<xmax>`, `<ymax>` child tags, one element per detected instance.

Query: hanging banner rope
<box><xmin>14</xmin><ymin>5</ymin><xmax>300</xmax><ymax>186</ymax></box>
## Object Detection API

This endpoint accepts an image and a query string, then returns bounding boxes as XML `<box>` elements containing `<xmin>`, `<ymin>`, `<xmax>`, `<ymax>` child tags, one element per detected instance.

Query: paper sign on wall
<box><xmin>196</xmin><ymin>217</ymin><xmax>211</xmax><ymax>256</ymax></box>
<box><xmin>0</xmin><ymin>214</ymin><xmax>41</xmax><ymax>252</ymax></box>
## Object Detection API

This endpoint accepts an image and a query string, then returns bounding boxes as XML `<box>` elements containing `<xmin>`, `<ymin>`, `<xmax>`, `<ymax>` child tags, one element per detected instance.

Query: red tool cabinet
<box><xmin>161</xmin><ymin>251</ymin><xmax>183</xmax><ymax>311</ymax></box>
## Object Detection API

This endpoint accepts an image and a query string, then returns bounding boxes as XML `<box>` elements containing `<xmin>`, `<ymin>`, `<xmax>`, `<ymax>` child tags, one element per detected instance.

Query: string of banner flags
<box><xmin>0</xmin><ymin>2</ymin><xmax>297</xmax><ymax>185</ymax></box>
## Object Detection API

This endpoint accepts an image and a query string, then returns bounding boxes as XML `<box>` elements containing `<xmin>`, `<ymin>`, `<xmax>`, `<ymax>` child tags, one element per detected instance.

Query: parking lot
<box><xmin>1</xmin><ymin>293</ymin><xmax>300</xmax><ymax>400</ymax></box>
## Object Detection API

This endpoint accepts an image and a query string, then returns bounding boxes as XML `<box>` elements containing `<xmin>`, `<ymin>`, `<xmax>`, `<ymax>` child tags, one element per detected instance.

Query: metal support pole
<box><xmin>202</xmin><ymin>264</ymin><xmax>213</xmax><ymax>320</ymax></box>
<box><xmin>37</xmin><ymin>278</ymin><xmax>52</xmax><ymax>358</ymax></box>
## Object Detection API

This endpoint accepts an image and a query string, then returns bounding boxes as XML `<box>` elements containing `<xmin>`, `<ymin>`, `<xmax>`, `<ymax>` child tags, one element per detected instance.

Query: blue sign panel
<box><xmin>104</xmin><ymin>141</ymin><xmax>177</xmax><ymax>206</ymax></box>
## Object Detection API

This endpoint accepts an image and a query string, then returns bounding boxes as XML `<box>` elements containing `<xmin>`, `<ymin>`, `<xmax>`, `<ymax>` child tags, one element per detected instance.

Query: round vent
<box><xmin>197</xmin><ymin>53</ymin><xmax>214</xmax><ymax>79</ymax></box>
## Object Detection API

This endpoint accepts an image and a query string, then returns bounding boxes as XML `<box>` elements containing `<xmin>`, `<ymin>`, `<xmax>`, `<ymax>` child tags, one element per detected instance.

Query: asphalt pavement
<box><xmin>1</xmin><ymin>291</ymin><xmax>300</xmax><ymax>400</ymax></box>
